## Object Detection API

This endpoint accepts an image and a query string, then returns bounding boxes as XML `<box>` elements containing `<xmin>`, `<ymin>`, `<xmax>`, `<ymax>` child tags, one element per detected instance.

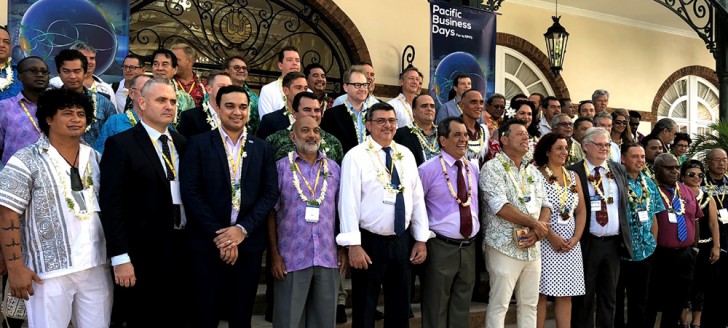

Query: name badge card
<box><xmin>668</xmin><ymin>212</ymin><xmax>677</xmax><ymax>223</ymax></box>
<box><xmin>305</xmin><ymin>205</ymin><xmax>320</xmax><ymax>223</ymax></box>
<box><xmin>383</xmin><ymin>187</ymin><xmax>397</xmax><ymax>205</ymax></box>
<box><xmin>590</xmin><ymin>196</ymin><xmax>601</xmax><ymax>212</ymax></box>
<box><xmin>719</xmin><ymin>208</ymin><xmax>728</xmax><ymax>224</ymax></box>
<box><xmin>638</xmin><ymin>211</ymin><xmax>649</xmax><ymax>223</ymax></box>
<box><xmin>170</xmin><ymin>181</ymin><xmax>182</xmax><ymax>205</ymax></box>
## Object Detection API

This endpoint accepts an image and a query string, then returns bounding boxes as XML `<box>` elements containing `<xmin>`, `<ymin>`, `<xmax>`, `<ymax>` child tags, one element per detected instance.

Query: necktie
<box><xmin>383</xmin><ymin>147</ymin><xmax>405</xmax><ymax>236</ymax></box>
<box><xmin>455</xmin><ymin>160</ymin><xmax>473</xmax><ymax>238</ymax></box>
<box><xmin>670</xmin><ymin>187</ymin><xmax>688</xmax><ymax>242</ymax></box>
<box><xmin>594</xmin><ymin>166</ymin><xmax>609</xmax><ymax>226</ymax></box>
<box><xmin>159</xmin><ymin>135</ymin><xmax>181</xmax><ymax>227</ymax></box>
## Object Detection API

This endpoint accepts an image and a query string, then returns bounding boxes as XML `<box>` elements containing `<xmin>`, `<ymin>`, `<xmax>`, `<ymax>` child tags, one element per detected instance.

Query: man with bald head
<box><xmin>177</xmin><ymin>71</ymin><xmax>232</xmax><ymax>138</ymax></box>
<box><xmin>95</xmin><ymin>74</ymin><xmax>151</xmax><ymax>153</ymax></box>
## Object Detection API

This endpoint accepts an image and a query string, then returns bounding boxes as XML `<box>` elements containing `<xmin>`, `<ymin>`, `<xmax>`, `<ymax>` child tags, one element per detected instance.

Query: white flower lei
<box><xmin>584</xmin><ymin>161</ymin><xmax>614</xmax><ymax>204</ymax></box>
<box><xmin>126</xmin><ymin>111</ymin><xmax>138</xmax><ymax>127</ymax></box>
<box><xmin>409</xmin><ymin>123</ymin><xmax>438</xmax><ymax>153</ymax></box>
<box><xmin>0</xmin><ymin>58</ymin><xmax>14</xmax><ymax>91</ymax></box>
<box><xmin>85</xmin><ymin>92</ymin><xmax>98</xmax><ymax>133</ymax></box>
<box><xmin>496</xmin><ymin>152</ymin><xmax>534</xmax><ymax>205</ymax></box>
<box><xmin>203</xmin><ymin>101</ymin><xmax>218</xmax><ymax>130</ymax></box>
<box><xmin>366</xmin><ymin>139</ymin><xmax>405</xmax><ymax>193</ymax></box>
<box><xmin>345</xmin><ymin>102</ymin><xmax>366</xmax><ymax>143</ymax></box>
<box><xmin>439</xmin><ymin>152</ymin><xmax>472</xmax><ymax>207</ymax></box>
<box><xmin>288</xmin><ymin>151</ymin><xmax>329</xmax><ymax>206</ymax></box>
<box><xmin>220</xmin><ymin>127</ymin><xmax>248</xmax><ymax>211</ymax></box>
<box><xmin>46</xmin><ymin>149</ymin><xmax>94</xmax><ymax>221</ymax></box>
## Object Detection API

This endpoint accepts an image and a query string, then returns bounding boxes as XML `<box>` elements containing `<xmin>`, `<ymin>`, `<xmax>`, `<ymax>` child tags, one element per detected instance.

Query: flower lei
<box><xmin>345</xmin><ymin>101</ymin><xmax>366</xmax><ymax>143</ymax></box>
<box><xmin>203</xmin><ymin>101</ymin><xmax>218</xmax><ymax>130</ymax></box>
<box><xmin>628</xmin><ymin>173</ymin><xmax>652</xmax><ymax>214</ymax></box>
<box><xmin>46</xmin><ymin>148</ymin><xmax>94</xmax><ymax>220</ymax></box>
<box><xmin>86</xmin><ymin>91</ymin><xmax>98</xmax><ymax>133</ymax></box>
<box><xmin>697</xmin><ymin>189</ymin><xmax>711</xmax><ymax>209</ymax></box>
<box><xmin>288</xmin><ymin>151</ymin><xmax>329</xmax><ymax>206</ymax></box>
<box><xmin>545</xmin><ymin>166</ymin><xmax>572</xmax><ymax>220</ymax></box>
<box><xmin>584</xmin><ymin>162</ymin><xmax>615</xmax><ymax>204</ymax></box>
<box><xmin>409</xmin><ymin>124</ymin><xmax>439</xmax><ymax>153</ymax></box>
<box><xmin>658</xmin><ymin>183</ymin><xmax>686</xmax><ymax>216</ymax></box>
<box><xmin>467</xmin><ymin>124</ymin><xmax>486</xmax><ymax>155</ymax></box>
<box><xmin>284</xmin><ymin>106</ymin><xmax>295</xmax><ymax>130</ymax></box>
<box><xmin>126</xmin><ymin>110</ymin><xmax>138</xmax><ymax>127</ymax></box>
<box><xmin>0</xmin><ymin>58</ymin><xmax>14</xmax><ymax>91</ymax></box>
<box><xmin>504</xmin><ymin>107</ymin><xmax>516</xmax><ymax>119</ymax></box>
<box><xmin>439</xmin><ymin>152</ymin><xmax>472</xmax><ymax>207</ymax></box>
<box><xmin>496</xmin><ymin>152</ymin><xmax>533</xmax><ymax>205</ymax></box>
<box><xmin>366</xmin><ymin>139</ymin><xmax>405</xmax><ymax>193</ymax></box>
<box><xmin>397</xmin><ymin>94</ymin><xmax>415</xmax><ymax>124</ymax></box>
<box><xmin>220</xmin><ymin>127</ymin><xmax>248</xmax><ymax>211</ymax></box>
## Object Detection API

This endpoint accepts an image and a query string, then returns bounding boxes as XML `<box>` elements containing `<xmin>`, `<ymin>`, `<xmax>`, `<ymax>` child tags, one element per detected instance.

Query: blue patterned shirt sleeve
<box><xmin>83</xmin><ymin>93</ymin><xmax>117</xmax><ymax>148</ymax></box>
<box><xmin>94</xmin><ymin>113</ymin><xmax>133</xmax><ymax>154</ymax></box>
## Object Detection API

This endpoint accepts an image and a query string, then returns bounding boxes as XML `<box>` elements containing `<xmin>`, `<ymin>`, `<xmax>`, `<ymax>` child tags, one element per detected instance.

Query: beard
<box><xmin>294</xmin><ymin>137</ymin><xmax>321</xmax><ymax>154</ymax></box>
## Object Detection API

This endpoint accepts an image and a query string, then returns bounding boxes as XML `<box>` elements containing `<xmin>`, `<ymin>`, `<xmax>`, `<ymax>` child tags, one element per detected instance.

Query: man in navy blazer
<box><xmin>180</xmin><ymin>85</ymin><xmax>279</xmax><ymax>328</ymax></box>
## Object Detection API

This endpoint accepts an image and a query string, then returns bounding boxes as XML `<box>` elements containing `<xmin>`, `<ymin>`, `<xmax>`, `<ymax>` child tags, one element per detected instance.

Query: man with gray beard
<box><xmin>270</xmin><ymin>116</ymin><xmax>344</xmax><ymax>327</ymax></box>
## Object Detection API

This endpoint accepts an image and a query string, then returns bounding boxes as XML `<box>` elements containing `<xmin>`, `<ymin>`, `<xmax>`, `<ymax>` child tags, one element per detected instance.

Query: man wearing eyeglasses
<box><xmin>150</xmin><ymin>49</ymin><xmax>195</xmax><ymax>120</ymax></box>
<box><xmin>0</xmin><ymin>56</ymin><xmax>49</xmax><ymax>170</ymax></box>
<box><xmin>646</xmin><ymin>153</ymin><xmax>702</xmax><ymax>328</ymax></box>
<box><xmin>484</xmin><ymin>93</ymin><xmax>506</xmax><ymax>136</ymax></box>
<box><xmin>113</xmin><ymin>54</ymin><xmax>147</xmax><ymax>113</ymax></box>
<box><xmin>225</xmin><ymin>56</ymin><xmax>260</xmax><ymax>133</ymax></box>
<box><xmin>568</xmin><ymin>127</ymin><xmax>633</xmax><ymax>328</ymax></box>
<box><xmin>321</xmin><ymin>67</ymin><xmax>373</xmax><ymax>154</ymax></box>
<box><xmin>538</xmin><ymin>96</ymin><xmax>562</xmax><ymax>137</ymax></box>
<box><xmin>337</xmin><ymin>102</ymin><xmax>430</xmax><ymax>328</ymax></box>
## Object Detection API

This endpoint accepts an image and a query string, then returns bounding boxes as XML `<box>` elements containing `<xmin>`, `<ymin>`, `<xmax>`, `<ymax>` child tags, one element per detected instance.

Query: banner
<box><xmin>8</xmin><ymin>0</ymin><xmax>130</xmax><ymax>82</ymax></box>
<box><xmin>429</xmin><ymin>0</ymin><xmax>496</xmax><ymax>108</ymax></box>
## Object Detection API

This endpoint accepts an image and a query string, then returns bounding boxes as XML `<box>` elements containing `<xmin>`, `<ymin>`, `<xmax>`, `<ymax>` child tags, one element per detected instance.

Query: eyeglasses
<box><xmin>657</xmin><ymin>165</ymin><xmax>681</xmax><ymax>171</ymax></box>
<box><xmin>121</xmin><ymin>65</ymin><xmax>143</xmax><ymax>71</ymax></box>
<box><xmin>20</xmin><ymin>68</ymin><xmax>50</xmax><ymax>76</ymax></box>
<box><xmin>589</xmin><ymin>142</ymin><xmax>610</xmax><ymax>149</ymax></box>
<box><xmin>347</xmin><ymin>82</ymin><xmax>370</xmax><ymax>89</ymax></box>
<box><xmin>686</xmin><ymin>172</ymin><xmax>705</xmax><ymax>178</ymax></box>
<box><xmin>371</xmin><ymin>118</ymin><xmax>397</xmax><ymax>126</ymax></box>
<box><xmin>555</xmin><ymin>122</ymin><xmax>572</xmax><ymax>128</ymax></box>
<box><xmin>228</xmin><ymin>65</ymin><xmax>248</xmax><ymax>72</ymax></box>
<box><xmin>708</xmin><ymin>158</ymin><xmax>728</xmax><ymax>163</ymax></box>
<box><xmin>613</xmin><ymin>120</ymin><xmax>628</xmax><ymax>126</ymax></box>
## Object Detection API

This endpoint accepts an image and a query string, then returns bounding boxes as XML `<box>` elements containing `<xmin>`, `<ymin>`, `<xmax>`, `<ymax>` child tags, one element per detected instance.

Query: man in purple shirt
<box><xmin>0</xmin><ymin>56</ymin><xmax>49</xmax><ymax>166</ymax></box>
<box><xmin>269</xmin><ymin>115</ymin><xmax>343</xmax><ymax>327</ymax></box>
<box><xmin>418</xmin><ymin>116</ymin><xmax>480</xmax><ymax>328</ymax></box>
<box><xmin>646</xmin><ymin>153</ymin><xmax>702</xmax><ymax>328</ymax></box>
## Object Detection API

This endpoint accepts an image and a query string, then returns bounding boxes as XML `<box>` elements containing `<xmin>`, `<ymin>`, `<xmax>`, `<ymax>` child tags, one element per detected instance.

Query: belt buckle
<box><xmin>458</xmin><ymin>238</ymin><xmax>471</xmax><ymax>248</ymax></box>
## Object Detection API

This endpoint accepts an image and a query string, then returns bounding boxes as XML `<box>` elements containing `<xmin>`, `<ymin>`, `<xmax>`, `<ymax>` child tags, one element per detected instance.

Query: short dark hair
<box><xmin>533</xmin><ymin>132</ymin><xmax>568</xmax><ymax>167</ymax></box>
<box><xmin>681</xmin><ymin>159</ymin><xmax>705</xmax><ymax>178</ymax></box>
<box><xmin>205</xmin><ymin>71</ymin><xmax>230</xmax><ymax>85</ymax></box>
<box><xmin>640</xmin><ymin>133</ymin><xmax>663</xmax><ymax>149</ymax></box>
<box><xmin>577</xmin><ymin>100</ymin><xmax>593</xmax><ymax>112</ymax></box>
<box><xmin>573</xmin><ymin>117</ymin><xmax>593</xmax><ymax>130</ymax></box>
<box><xmin>223</xmin><ymin>56</ymin><xmax>245</xmax><ymax>70</ymax></box>
<box><xmin>541</xmin><ymin>96</ymin><xmax>559</xmax><ymax>109</ymax></box>
<box><xmin>673</xmin><ymin>132</ymin><xmax>692</xmax><ymax>146</ymax></box>
<box><xmin>54</xmin><ymin>49</ymin><xmax>88</xmax><ymax>74</ymax></box>
<box><xmin>499</xmin><ymin>119</ymin><xmax>527</xmax><ymax>147</ymax></box>
<box><xmin>448</xmin><ymin>74</ymin><xmax>470</xmax><ymax>100</ymax></box>
<box><xmin>437</xmin><ymin>117</ymin><xmax>465</xmax><ymax>147</ymax></box>
<box><xmin>215</xmin><ymin>85</ymin><xmax>249</xmax><ymax>107</ymax></box>
<box><xmin>366</xmin><ymin>102</ymin><xmax>395</xmax><ymax>122</ymax></box>
<box><xmin>17</xmin><ymin>56</ymin><xmax>46</xmax><ymax>72</ymax></box>
<box><xmin>36</xmin><ymin>88</ymin><xmax>94</xmax><ymax>135</ymax></box>
<box><xmin>628</xmin><ymin>110</ymin><xmax>642</xmax><ymax>120</ymax></box>
<box><xmin>411</xmin><ymin>94</ymin><xmax>433</xmax><ymax>109</ymax></box>
<box><xmin>620</xmin><ymin>142</ymin><xmax>643</xmax><ymax>156</ymax></box>
<box><xmin>303</xmin><ymin>63</ymin><xmax>325</xmax><ymax>78</ymax></box>
<box><xmin>278</xmin><ymin>46</ymin><xmax>299</xmax><ymax>63</ymax></box>
<box><xmin>282</xmin><ymin>71</ymin><xmax>306</xmax><ymax>88</ymax></box>
<box><xmin>292</xmin><ymin>91</ymin><xmax>318</xmax><ymax>112</ymax></box>
<box><xmin>509</xmin><ymin>99</ymin><xmax>535</xmax><ymax>114</ymax></box>
<box><xmin>151</xmin><ymin>49</ymin><xmax>178</xmax><ymax>68</ymax></box>
<box><xmin>530</xmin><ymin>92</ymin><xmax>544</xmax><ymax>104</ymax></box>
<box><xmin>487</xmin><ymin>93</ymin><xmax>506</xmax><ymax>105</ymax></box>
<box><xmin>123</xmin><ymin>54</ymin><xmax>145</xmax><ymax>67</ymax></box>
<box><xmin>510</xmin><ymin>93</ymin><xmax>528</xmax><ymax>104</ymax></box>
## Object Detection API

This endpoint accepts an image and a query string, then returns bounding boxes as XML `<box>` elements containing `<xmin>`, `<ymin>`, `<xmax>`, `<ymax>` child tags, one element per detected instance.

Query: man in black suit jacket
<box><xmin>100</xmin><ymin>78</ymin><xmax>189</xmax><ymax>327</ymax></box>
<box><xmin>567</xmin><ymin>127</ymin><xmax>633</xmax><ymax>328</ymax></box>
<box><xmin>393</xmin><ymin>94</ymin><xmax>439</xmax><ymax>167</ymax></box>
<box><xmin>320</xmin><ymin>67</ymin><xmax>376</xmax><ymax>154</ymax></box>
<box><xmin>177</xmin><ymin>71</ymin><xmax>232</xmax><ymax>138</ymax></box>
<box><xmin>256</xmin><ymin>71</ymin><xmax>308</xmax><ymax>140</ymax></box>
<box><xmin>180</xmin><ymin>85</ymin><xmax>279</xmax><ymax>328</ymax></box>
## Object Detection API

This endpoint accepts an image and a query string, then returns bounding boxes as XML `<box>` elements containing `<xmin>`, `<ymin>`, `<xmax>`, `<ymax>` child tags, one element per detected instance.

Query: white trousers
<box><xmin>485</xmin><ymin>245</ymin><xmax>541</xmax><ymax>328</ymax></box>
<box><xmin>26</xmin><ymin>265</ymin><xmax>112</xmax><ymax>328</ymax></box>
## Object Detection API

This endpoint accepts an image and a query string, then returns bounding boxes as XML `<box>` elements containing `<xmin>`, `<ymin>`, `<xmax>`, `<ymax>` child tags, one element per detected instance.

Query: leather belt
<box><xmin>435</xmin><ymin>233</ymin><xmax>475</xmax><ymax>247</ymax></box>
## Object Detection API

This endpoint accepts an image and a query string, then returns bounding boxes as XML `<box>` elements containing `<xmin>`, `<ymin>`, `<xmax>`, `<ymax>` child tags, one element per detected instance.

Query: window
<box><xmin>495</xmin><ymin>46</ymin><xmax>554</xmax><ymax>104</ymax></box>
<box><xmin>657</xmin><ymin>75</ymin><xmax>719</xmax><ymax>136</ymax></box>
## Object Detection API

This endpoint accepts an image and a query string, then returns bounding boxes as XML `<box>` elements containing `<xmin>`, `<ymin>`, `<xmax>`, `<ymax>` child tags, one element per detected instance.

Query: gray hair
<box><xmin>550</xmin><ymin>113</ymin><xmax>571</xmax><ymax>127</ymax></box>
<box><xmin>170</xmin><ymin>43</ymin><xmax>197</xmax><ymax>61</ymax></box>
<box><xmin>593</xmin><ymin>111</ymin><xmax>612</xmax><ymax>125</ymax></box>
<box><xmin>653</xmin><ymin>118</ymin><xmax>676</xmax><ymax>134</ymax></box>
<box><xmin>654</xmin><ymin>153</ymin><xmax>677</xmax><ymax>167</ymax></box>
<box><xmin>130</xmin><ymin>74</ymin><xmax>151</xmax><ymax>89</ymax></box>
<box><xmin>141</xmin><ymin>77</ymin><xmax>175</xmax><ymax>97</ymax></box>
<box><xmin>592</xmin><ymin>89</ymin><xmax>609</xmax><ymax>102</ymax></box>
<box><xmin>582</xmin><ymin>127</ymin><xmax>610</xmax><ymax>145</ymax></box>
<box><xmin>70</xmin><ymin>41</ymin><xmax>96</xmax><ymax>53</ymax></box>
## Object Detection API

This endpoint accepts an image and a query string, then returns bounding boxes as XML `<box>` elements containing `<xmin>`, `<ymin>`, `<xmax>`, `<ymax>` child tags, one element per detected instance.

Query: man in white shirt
<box><xmin>538</xmin><ymin>96</ymin><xmax>561</xmax><ymax>136</ymax></box>
<box><xmin>388</xmin><ymin>66</ymin><xmax>423</xmax><ymax>128</ymax></box>
<box><xmin>49</xmin><ymin>41</ymin><xmax>117</xmax><ymax>111</ymax></box>
<box><xmin>337</xmin><ymin>102</ymin><xmax>430</xmax><ymax>328</ymax></box>
<box><xmin>113</xmin><ymin>54</ymin><xmax>146</xmax><ymax>113</ymax></box>
<box><xmin>258</xmin><ymin>46</ymin><xmax>301</xmax><ymax>118</ymax></box>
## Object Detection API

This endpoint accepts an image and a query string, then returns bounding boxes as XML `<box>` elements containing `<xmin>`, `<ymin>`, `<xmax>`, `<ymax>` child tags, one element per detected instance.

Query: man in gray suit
<box><xmin>568</xmin><ymin>127</ymin><xmax>634</xmax><ymax>328</ymax></box>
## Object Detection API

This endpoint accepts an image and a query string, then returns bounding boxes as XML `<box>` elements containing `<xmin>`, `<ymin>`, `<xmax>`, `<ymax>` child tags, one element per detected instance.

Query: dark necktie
<box><xmin>455</xmin><ymin>160</ymin><xmax>473</xmax><ymax>238</ymax></box>
<box><xmin>383</xmin><ymin>147</ymin><xmax>405</xmax><ymax>236</ymax></box>
<box><xmin>594</xmin><ymin>166</ymin><xmax>608</xmax><ymax>226</ymax></box>
<box><xmin>159</xmin><ymin>134</ymin><xmax>181</xmax><ymax>227</ymax></box>
<box><xmin>669</xmin><ymin>187</ymin><xmax>688</xmax><ymax>242</ymax></box>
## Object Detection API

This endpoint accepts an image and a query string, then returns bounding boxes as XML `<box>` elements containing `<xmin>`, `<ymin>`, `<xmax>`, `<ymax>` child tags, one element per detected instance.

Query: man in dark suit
<box><xmin>256</xmin><ymin>71</ymin><xmax>308</xmax><ymax>140</ymax></box>
<box><xmin>568</xmin><ymin>127</ymin><xmax>634</xmax><ymax>328</ymax></box>
<box><xmin>321</xmin><ymin>67</ymin><xmax>377</xmax><ymax>154</ymax></box>
<box><xmin>177</xmin><ymin>71</ymin><xmax>232</xmax><ymax>137</ymax></box>
<box><xmin>100</xmin><ymin>77</ymin><xmax>189</xmax><ymax>327</ymax></box>
<box><xmin>180</xmin><ymin>85</ymin><xmax>279</xmax><ymax>328</ymax></box>
<box><xmin>394</xmin><ymin>94</ymin><xmax>439</xmax><ymax>167</ymax></box>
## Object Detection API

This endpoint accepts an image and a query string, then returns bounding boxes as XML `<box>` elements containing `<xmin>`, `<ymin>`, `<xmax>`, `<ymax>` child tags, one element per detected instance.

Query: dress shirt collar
<box><xmin>10</xmin><ymin>91</ymin><xmax>30</xmax><ymax>106</ymax></box>
<box><xmin>219</xmin><ymin>127</ymin><xmax>246</xmax><ymax>146</ymax></box>
<box><xmin>585</xmin><ymin>158</ymin><xmax>606</xmax><ymax>174</ymax></box>
<box><xmin>345</xmin><ymin>98</ymin><xmax>365</xmax><ymax>113</ymax></box>
<box><xmin>140</xmin><ymin>119</ymin><xmax>171</xmax><ymax>141</ymax></box>
<box><xmin>366</xmin><ymin>136</ymin><xmax>394</xmax><ymax>152</ymax></box>
<box><xmin>293</xmin><ymin>150</ymin><xmax>325</xmax><ymax>165</ymax></box>
<box><xmin>440</xmin><ymin>150</ymin><xmax>463</xmax><ymax>168</ymax></box>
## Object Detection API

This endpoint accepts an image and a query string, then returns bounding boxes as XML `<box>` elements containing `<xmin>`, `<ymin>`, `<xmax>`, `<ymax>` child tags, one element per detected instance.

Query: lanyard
<box><xmin>293</xmin><ymin>160</ymin><xmax>323</xmax><ymax>197</ymax></box>
<box><xmin>150</xmin><ymin>136</ymin><xmax>176</xmax><ymax>179</ymax></box>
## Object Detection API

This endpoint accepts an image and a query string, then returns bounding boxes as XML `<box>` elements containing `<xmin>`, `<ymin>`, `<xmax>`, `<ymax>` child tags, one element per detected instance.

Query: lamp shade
<box><xmin>544</xmin><ymin>16</ymin><xmax>569</xmax><ymax>76</ymax></box>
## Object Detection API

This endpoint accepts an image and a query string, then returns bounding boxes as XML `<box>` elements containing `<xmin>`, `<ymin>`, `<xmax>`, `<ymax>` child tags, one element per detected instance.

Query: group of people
<box><xmin>0</xmin><ymin>22</ymin><xmax>727</xmax><ymax>328</ymax></box>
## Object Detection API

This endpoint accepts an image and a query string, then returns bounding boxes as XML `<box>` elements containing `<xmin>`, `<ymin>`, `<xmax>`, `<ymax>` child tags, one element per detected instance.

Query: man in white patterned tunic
<box><xmin>0</xmin><ymin>88</ymin><xmax>111</xmax><ymax>328</ymax></box>
<box><xmin>479</xmin><ymin>119</ymin><xmax>551</xmax><ymax>328</ymax></box>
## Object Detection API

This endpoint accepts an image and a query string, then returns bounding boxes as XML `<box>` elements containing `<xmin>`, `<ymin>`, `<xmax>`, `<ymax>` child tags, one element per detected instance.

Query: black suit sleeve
<box><xmin>177</xmin><ymin>110</ymin><xmax>194</xmax><ymax>138</ymax></box>
<box><xmin>256</xmin><ymin>115</ymin><xmax>274</xmax><ymax>140</ymax></box>
<box><xmin>99</xmin><ymin>136</ymin><xmax>131</xmax><ymax>257</ymax></box>
<box><xmin>237</xmin><ymin>142</ymin><xmax>279</xmax><ymax>234</ymax></box>
<box><xmin>179</xmin><ymin>136</ymin><xmax>225</xmax><ymax>239</ymax></box>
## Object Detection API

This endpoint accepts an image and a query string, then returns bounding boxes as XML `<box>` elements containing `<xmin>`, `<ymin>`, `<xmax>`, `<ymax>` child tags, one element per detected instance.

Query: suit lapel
<box><xmin>240</xmin><ymin>137</ymin><xmax>252</xmax><ymax>185</ymax></box>
<box><xmin>211</xmin><ymin>130</ymin><xmax>232</xmax><ymax>186</ymax></box>
<box><xmin>409</xmin><ymin>130</ymin><xmax>424</xmax><ymax>164</ymax></box>
<box><xmin>340</xmin><ymin>108</ymin><xmax>357</xmax><ymax>145</ymax></box>
<box><xmin>133</xmin><ymin>124</ymin><xmax>167</xmax><ymax>181</ymax></box>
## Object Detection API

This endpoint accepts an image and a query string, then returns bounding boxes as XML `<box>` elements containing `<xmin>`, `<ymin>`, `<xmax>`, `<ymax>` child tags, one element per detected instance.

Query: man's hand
<box><xmin>7</xmin><ymin>266</ymin><xmax>42</xmax><ymax>300</ymax></box>
<box><xmin>531</xmin><ymin>221</ymin><xmax>550</xmax><ymax>240</ymax></box>
<box><xmin>410</xmin><ymin>241</ymin><xmax>427</xmax><ymax>264</ymax></box>
<box><xmin>337</xmin><ymin>248</ymin><xmax>349</xmax><ymax>273</ymax></box>
<box><xmin>271</xmin><ymin>252</ymin><xmax>288</xmax><ymax>280</ymax></box>
<box><xmin>219</xmin><ymin>245</ymin><xmax>238</xmax><ymax>265</ymax></box>
<box><xmin>113</xmin><ymin>262</ymin><xmax>136</xmax><ymax>288</ymax></box>
<box><xmin>710</xmin><ymin>246</ymin><xmax>721</xmax><ymax>264</ymax></box>
<box><xmin>215</xmin><ymin>226</ymin><xmax>246</xmax><ymax>249</ymax></box>
<box><xmin>348</xmin><ymin>245</ymin><xmax>372</xmax><ymax>270</ymax></box>
<box><xmin>520</xmin><ymin>231</ymin><xmax>539</xmax><ymax>248</ymax></box>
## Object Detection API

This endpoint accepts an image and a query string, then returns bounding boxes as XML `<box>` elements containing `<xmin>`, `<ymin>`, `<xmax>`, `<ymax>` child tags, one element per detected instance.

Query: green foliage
<box><xmin>687</xmin><ymin>122</ymin><xmax>728</xmax><ymax>161</ymax></box>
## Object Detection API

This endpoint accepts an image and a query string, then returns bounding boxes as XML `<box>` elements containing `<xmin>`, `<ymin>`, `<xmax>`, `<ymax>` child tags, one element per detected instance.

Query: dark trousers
<box><xmin>572</xmin><ymin>236</ymin><xmax>621</xmax><ymax>328</ymax></box>
<box><xmin>700</xmin><ymin>248</ymin><xmax>726</xmax><ymax>328</ymax></box>
<box><xmin>615</xmin><ymin>255</ymin><xmax>653</xmax><ymax>328</ymax></box>
<box><xmin>646</xmin><ymin>247</ymin><xmax>696</xmax><ymax>328</ymax></box>
<box><xmin>351</xmin><ymin>229</ymin><xmax>412</xmax><ymax>328</ymax></box>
